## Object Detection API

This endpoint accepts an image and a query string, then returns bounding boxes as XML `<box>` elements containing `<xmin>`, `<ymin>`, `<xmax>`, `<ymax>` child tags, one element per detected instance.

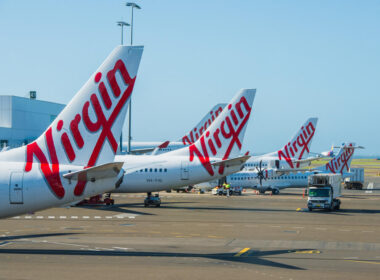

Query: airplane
<box><xmin>0</xmin><ymin>45</ymin><xmax>143</xmax><ymax>218</ymax></box>
<box><xmin>229</xmin><ymin>142</ymin><xmax>360</xmax><ymax>194</ymax></box>
<box><xmin>122</xmin><ymin>103</ymin><xmax>227</xmax><ymax>155</ymax></box>
<box><xmin>111</xmin><ymin>89</ymin><xmax>256</xmax><ymax>197</ymax></box>
<box><xmin>242</xmin><ymin>117</ymin><xmax>319</xmax><ymax>172</ymax></box>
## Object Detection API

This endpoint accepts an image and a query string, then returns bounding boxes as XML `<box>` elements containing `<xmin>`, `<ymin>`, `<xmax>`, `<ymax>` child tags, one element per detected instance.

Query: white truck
<box><xmin>344</xmin><ymin>168</ymin><xmax>364</xmax><ymax>190</ymax></box>
<box><xmin>307</xmin><ymin>174</ymin><xmax>342</xmax><ymax>211</ymax></box>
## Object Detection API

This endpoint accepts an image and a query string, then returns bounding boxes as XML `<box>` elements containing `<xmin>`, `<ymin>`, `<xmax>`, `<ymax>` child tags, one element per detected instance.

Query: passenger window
<box><xmin>154</xmin><ymin>168</ymin><xmax>157</xmax><ymax>172</ymax></box>
<box><xmin>159</xmin><ymin>168</ymin><xmax>162</xmax><ymax>172</ymax></box>
<box><xmin>150</xmin><ymin>168</ymin><xmax>153</xmax><ymax>172</ymax></box>
<box><xmin>145</xmin><ymin>168</ymin><xmax>148</xmax><ymax>172</ymax></box>
<box><xmin>164</xmin><ymin>168</ymin><xmax>167</xmax><ymax>172</ymax></box>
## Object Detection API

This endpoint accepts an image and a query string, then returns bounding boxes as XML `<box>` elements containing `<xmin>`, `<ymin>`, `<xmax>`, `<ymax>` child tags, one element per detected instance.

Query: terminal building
<box><xmin>0</xmin><ymin>92</ymin><xmax>65</xmax><ymax>148</ymax></box>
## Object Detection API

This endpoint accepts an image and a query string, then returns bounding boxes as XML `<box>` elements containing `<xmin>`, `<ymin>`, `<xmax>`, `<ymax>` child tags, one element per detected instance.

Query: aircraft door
<box><xmin>275</xmin><ymin>160</ymin><xmax>280</xmax><ymax>169</ymax></box>
<box><xmin>9</xmin><ymin>172</ymin><xmax>24</xmax><ymax>204</ymax></box>
<box><xmin>181</xmin><ymin>162</ymin><xmax>189</xmax><ymax>180</ymax></box>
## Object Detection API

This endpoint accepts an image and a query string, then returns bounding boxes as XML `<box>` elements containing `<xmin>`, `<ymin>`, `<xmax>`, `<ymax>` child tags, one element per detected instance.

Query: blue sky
<box><xmin>0</xmin><ymin>0</ymin><xmax>379</xmax><ymax>155</ymax></box>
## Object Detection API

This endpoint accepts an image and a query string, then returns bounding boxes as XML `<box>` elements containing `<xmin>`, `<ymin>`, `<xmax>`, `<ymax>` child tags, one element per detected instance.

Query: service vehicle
<box><xmin>344</xmin><ymin>168</ymin><xmax>364</xmax><ymax>190</ymax></box>
<box><xmin>307</xmin><ymin>173</ymin><xmax>342</xmax><ymax>211</ymax></box>
<box><xmin>144</xmin><ymin>194</ymin><xmax>161</xmax><ymax>207</ymax></box>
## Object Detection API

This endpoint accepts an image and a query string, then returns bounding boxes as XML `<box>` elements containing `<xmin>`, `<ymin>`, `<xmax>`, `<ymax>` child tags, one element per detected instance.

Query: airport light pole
<box><xmin>116</xmin><ymin>21</ymin><xmax>130</xmax><ymax>153</ymax></box>
<box><xmin>117</xmin><ymin>21</ymin><xmax>130</xmax><ymax>45</ymax></box>
<box><xmin>126</xmin><ymin>2</ymin><xmax>141</xmax><ymax>154</ymax></box>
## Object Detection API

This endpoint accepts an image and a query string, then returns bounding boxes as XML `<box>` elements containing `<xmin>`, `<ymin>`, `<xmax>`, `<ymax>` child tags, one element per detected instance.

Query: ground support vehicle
<box><xmin>344</xmin><ymin>168</ymin><xmax>364</xmax><ymax>190</ymax></box>
<box><xmin>307</xmin><ymin>174</ymin><xmax>342</xmax><ymax>211</ymax></box>
<box><xmin>144</xmin><ymin>194</ymin><xmax>161</xmax><ymax>207</ymax></box>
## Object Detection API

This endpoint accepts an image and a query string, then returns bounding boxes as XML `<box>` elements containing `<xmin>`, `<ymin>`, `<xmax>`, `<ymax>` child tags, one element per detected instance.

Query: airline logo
<box><xmin>24</xmin><ymin>59</ymin><xmax>136</xmax><ymax>199</ymax></box>
<box><xmin>277</xmin><ymin>121</ymin><xmax>316</xmax><ymax>168</ymax></box>
<box><xmin>182</xmin><ymin>105</ymin><xmax>224</xmax><ymax>145</ymax></box>
<box><xmin>188</xmin><ymin>94</ymin><xmax>252</xmax><ymax>176</ymax></box>
<box><xmin>325</xmin><ymin>144</ymin><xmax>355</xmax><ymax>174</ymax></box>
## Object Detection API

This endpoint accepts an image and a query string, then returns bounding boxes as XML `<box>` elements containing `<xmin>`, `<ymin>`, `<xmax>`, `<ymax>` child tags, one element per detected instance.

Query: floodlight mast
<box><xmin>126</xmin><ymin>2</ymin><xmax>141</xmax><ymax>154</ymax></box>
<box><xmin>117</xmin><ymin>21</ymin><xmax>130</xmax><ymax>45</ymax></box>
<box><xmin>116</xmin><ymin>21</ymin><xmax>130</xmax><ymax>152</ymax></box>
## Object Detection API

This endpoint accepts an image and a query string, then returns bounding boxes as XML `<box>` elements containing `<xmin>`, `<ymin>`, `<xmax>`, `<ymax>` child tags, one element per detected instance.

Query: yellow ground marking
<box><xmin>175</xmin><ymin>236</ymin><xmax>192</xmax><ymax>238</ymax></box>
<box><xmin>234</xmin><ymin>247</ymin><xmax>250</xmax><ymax>257</ymax></box>
<box><xmin>294</xmin><ymin>250</ymin><xmax>320</xmax><ymax>254</ymax></box>
<box><xmin>346</xmin><ymin>260</ymin><xmax>380</xmax><ymax>265</ymax></box>
<box><xmin>296</xmin><ymin>208</ymin><xmax>302</xmax><ymax>211</ymax></box>
<box><xmin>207</xmin><ymin>235</ymin><xmax>223</xmax><ymax>239</ymax></box>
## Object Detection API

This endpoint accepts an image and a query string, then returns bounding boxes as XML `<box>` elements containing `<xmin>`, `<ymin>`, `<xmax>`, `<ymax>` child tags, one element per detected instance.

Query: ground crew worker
<box><xmin>225</xmin><ymin>183</ymin><xmax>231</xmax><ymax>197</ymax></box>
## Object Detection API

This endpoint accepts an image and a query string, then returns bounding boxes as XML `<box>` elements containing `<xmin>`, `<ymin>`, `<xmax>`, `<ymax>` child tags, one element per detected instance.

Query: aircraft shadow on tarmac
<box><xmin>0</xmin><ymin>232</ymin><xmax>78</xmax><ymax>242</ymax></box>
<box><xmin>0</xmin><ymin>247</ymin><xmax>305</xmax><ymax>270</ymax></box>
<box><xmin>145</xmin><ymin>203</ymin><xmax>296</xmax><ymax>213</ymax></box>
<box><xmin>78</xmin><ymin>203</ymin><xmax>157</xmax><ymax>216</ymax></box>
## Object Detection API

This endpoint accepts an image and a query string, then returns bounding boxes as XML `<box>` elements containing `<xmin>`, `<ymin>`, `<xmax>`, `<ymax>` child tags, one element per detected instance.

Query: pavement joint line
<box><xmin>234</xmin><ymin>247</ymin><xmax>250</xmax><ymax>257</ymax></box>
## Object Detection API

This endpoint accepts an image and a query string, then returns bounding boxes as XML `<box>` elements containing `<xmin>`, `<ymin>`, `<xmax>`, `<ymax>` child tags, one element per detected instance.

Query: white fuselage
<box><xmin>242</xmin><ymin>152</ymin><xmax>310</xmax><ymax>171</ymax></box>
<box><xmin>114</xmin><ymin>154</ymin><xmax>243</xmax><ymax>193</ymax></box>
<box><xmin>228</xmin><ymin>170</ymin><xmax>311</xmax><ymax>191</ymax></box>
<box><xmin>0</xmin><ymin>148</ymin><xmax>122</xmax><ymax>219</ymax></box>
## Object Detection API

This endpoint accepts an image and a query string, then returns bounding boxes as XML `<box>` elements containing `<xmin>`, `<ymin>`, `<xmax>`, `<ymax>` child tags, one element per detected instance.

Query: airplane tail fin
<box><xmin>179</xmin><ymin>103</ymin><xmax>227</xmax><ymax>145</ymax></box>
<box><xmin>25</xmin><ymin>46</ymin><xmax>144</xmax><ymax>168</ymax></box>
<box><xmin>276</xmin><ymin>117</ymin><xmax>318</xmax><ymax>168</ymax></box>
<box><xmin>171</xmin><ymin>89</ymin><xmax>256</xmax><ymax>176</ymax></box>
<box><xmin>317</xmin><ymin>142</ymin><xmax>361</xmax><ymax>174</ymax></box>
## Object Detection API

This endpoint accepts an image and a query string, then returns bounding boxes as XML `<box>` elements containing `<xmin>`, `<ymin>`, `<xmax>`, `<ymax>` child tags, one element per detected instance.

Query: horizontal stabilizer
<box><xmin>63</xmin><ymin>162</ymin><xmax>124</xmax><ymax>182</ymax></box>
<box><xmin>211</xmin><ymin>155</ymin><xmax>251</xmax><ymax>167</ymax></box>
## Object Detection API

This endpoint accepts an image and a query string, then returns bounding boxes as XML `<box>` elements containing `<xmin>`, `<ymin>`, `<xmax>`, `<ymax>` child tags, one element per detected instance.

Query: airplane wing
<box><xmin>291</xmin><ymin>156</ymin><xmax>329</xmax><ymax>165</ymax></box>
<box><xmin>63</xmin><ymin>162</ymin><xmax>124</xmax><ymax>181</ymax></box>
<box><xmin>130</xmin><ymin>141</ymin><xmax>170</xmax><ymax>155</ymax></box>
<box><xmin>130</xmin><ymin>148</ymin><xmax>155</xmax><ymax>154</ymax></box>
<box><xmin>275</xmin><ymin>168</ymin><xmax>318</xmax><ymax>175</ymax></box>
<box><xmin>211</xmin><ymin>155</ymin><xmax>251</xmax><ymax>167</ymax></box>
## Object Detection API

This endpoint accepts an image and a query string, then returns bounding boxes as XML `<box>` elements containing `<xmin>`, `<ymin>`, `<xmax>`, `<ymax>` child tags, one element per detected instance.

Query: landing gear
<box><xmin>259</xmin><ymin>189</ymin><xmax>266</xmax><ymax>194</ymax></box>
<box><xmin>271</xmin><ymin>189</ymin><xmax>280</xmax><ymax>195</ymax></box>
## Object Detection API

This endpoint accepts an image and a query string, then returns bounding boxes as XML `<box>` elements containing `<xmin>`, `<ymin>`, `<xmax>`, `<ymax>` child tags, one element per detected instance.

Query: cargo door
<box><xmin>9</xmin><ymin>172</ymin><xmax>24</xmax><ymax>204</ymax></box>
<box><xmin>181</xmin><ymin>162</ymin><xmax>189</xmax><ymax>180</ymax></box>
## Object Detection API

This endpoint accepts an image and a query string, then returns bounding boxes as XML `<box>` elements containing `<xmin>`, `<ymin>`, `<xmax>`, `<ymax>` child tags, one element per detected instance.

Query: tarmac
<box><xmin>1</xmin><ymin>188</ymin><xmax>380</xmax><ymax>280</ymax></box>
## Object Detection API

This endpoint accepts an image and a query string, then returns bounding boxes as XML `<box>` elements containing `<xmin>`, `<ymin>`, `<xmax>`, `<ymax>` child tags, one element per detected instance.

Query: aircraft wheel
<box><xmin>272</xmin><ymin>189</ymin><xmax>280</xmax><ymax>195</ymax></box>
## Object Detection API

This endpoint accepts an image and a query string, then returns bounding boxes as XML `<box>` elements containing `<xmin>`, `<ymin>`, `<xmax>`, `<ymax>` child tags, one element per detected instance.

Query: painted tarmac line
<box><xmin>234</xmin><ymin>247</ymin><xmax>250</xmax><ymax>257</ymax></box>
<box><xmin>365</xmin><ymin>182</ymin><xmax>374</xmax><ymax>194</ymax></box>
<box><xmin>346</xmin><ymin>260</ymin><xmax>380</xmax><ymax>265</ymax></box>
